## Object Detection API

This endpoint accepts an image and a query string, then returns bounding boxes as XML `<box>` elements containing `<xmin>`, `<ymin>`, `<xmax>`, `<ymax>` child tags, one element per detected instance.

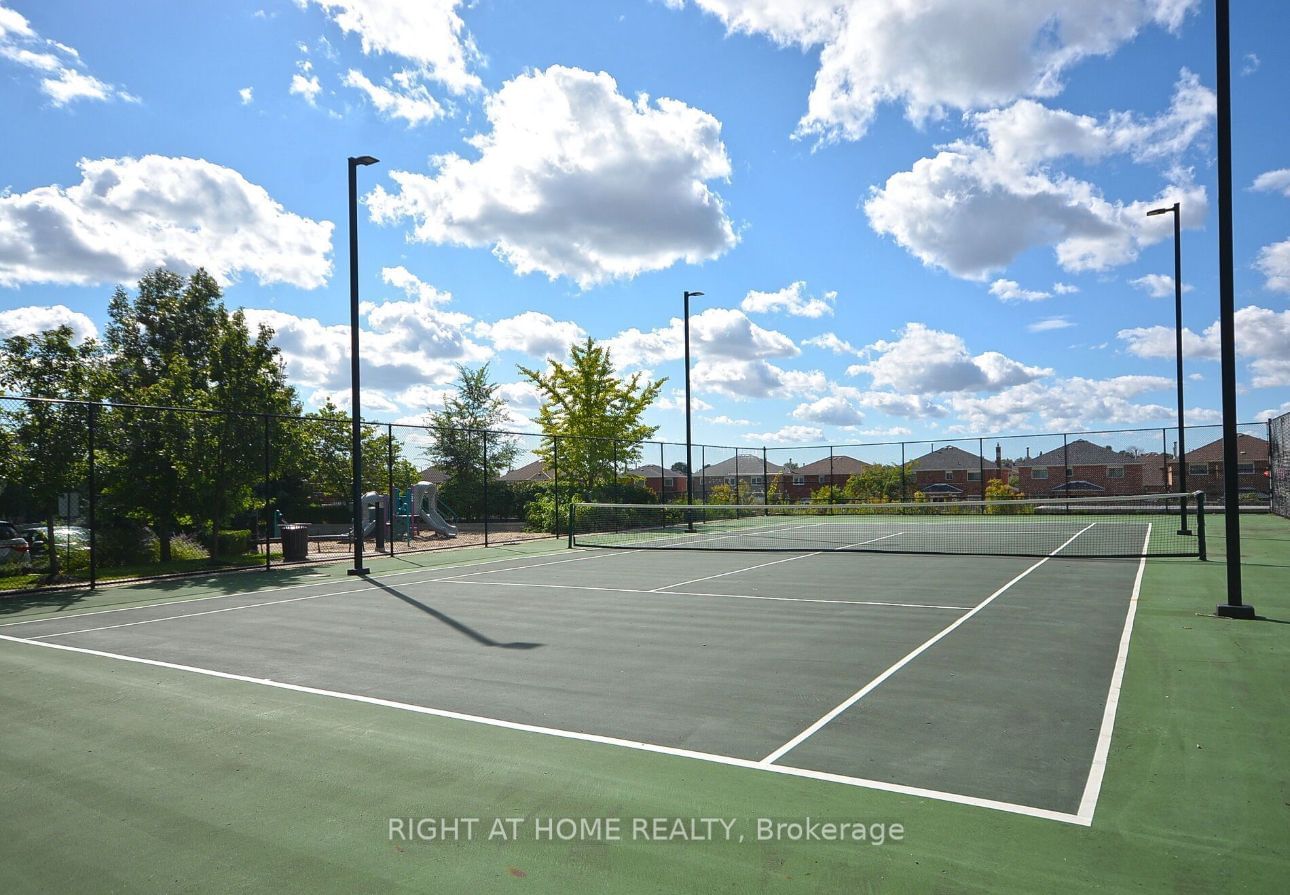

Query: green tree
<box><xmin>98</xmin><ymin>268</ymin><xmax>298</xmax><ymax>561</ymax></box>
<box><xmin>0</xmin><ymin>326</ymin><xmax>99</xmax><ymax>576</ymax></box>
<box><xmin>766</xmin><ymin>472</ymin><xmax>791</xmax><ymax>504</ymax></box>
<box><xmin>426</xmin><ymin>363</ymin><xmax>520</xmax><ymax>515</ymax></box>
<box><xmin>841</xmin><ymin>464</ymin><xmax>907</xmax><ymax>502</ymax></box>
<box><xmin>519</xmin><ymin>338</ymin><xmax>665</xmax><ymax>492</ymax></box>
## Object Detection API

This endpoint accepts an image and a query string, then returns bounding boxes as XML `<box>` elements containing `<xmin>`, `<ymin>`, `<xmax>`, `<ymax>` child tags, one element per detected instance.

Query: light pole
<box><xmin>683</xmin><ymin>290</ymin><xmax>703</xmax><ymax>530</ymax></box>
<box><xmin>1146</xmin><ymin>201</ymin><xmax>1191</xmax><ymax>535</ymax></box>
<box><xmin>348</xmin><ymin>154</ymin><xmax>379</xmax><ymax>576</ymax></box>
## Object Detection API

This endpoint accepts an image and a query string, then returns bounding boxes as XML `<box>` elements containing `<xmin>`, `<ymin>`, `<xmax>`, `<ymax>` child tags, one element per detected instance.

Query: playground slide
<box><xmin>413</xmin><ymin>481</ymin><xmax>458</xmax><ymax>537</ymax></box>
<box><xmin>350</xmin><ymin>492</ymin><xmax>386</xmax><ymax>540</ymax></box>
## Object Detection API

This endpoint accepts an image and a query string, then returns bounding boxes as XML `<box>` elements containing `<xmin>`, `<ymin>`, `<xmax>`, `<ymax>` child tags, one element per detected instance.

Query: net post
<box><xmin>566</xmin><ymin>501</ymin><xmax>575</xmax><ymax>549</ymax></box>
<box><xmin>1195</xmin><ymin>490</ymin><xmax>1207</xmax><ymax>561</ymax></box>
<box><xmin>88</xmin><ymin>401</ymin><xmax>97</xmax><ymax>590</ymax></box>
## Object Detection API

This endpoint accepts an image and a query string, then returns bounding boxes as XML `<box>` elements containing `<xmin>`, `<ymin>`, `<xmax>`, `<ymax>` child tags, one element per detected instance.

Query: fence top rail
<box><xmin>0</xmin><ymin>393</ymin><xmax>1274</xmax><ymax>455</ymax></box>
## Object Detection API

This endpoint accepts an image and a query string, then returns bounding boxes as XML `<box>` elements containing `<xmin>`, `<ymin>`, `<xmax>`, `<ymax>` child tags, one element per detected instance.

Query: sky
<box><xmin>1</xmin><ymin>0</ymin><xmax>1288</xmax><ymax>455</ymax></box>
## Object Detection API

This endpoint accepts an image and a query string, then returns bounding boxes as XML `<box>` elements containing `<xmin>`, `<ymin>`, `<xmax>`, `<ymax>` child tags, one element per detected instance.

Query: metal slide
<box><xmin>412</xmin><ymin>481</ymin><xmax>458</xmax><ymax>537</ymax></box>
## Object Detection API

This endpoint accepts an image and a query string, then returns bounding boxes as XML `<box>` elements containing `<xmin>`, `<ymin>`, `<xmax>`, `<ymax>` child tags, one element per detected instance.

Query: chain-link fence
<box><xmin>0</xmin><ymin>393</ymin><xmax>1280</xmax><ymax>594</ymax></box>
<box><xmin>1271</xmin><ymin>412</ymin><xmax>1289</xmax><ymax>519</ymax></box>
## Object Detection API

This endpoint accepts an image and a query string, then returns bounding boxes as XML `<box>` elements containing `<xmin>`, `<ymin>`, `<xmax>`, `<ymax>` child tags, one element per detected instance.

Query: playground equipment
<box><xmin>354</xmin><ymin>492</ymin><xmax>388</xmax><ymax>550</ymax></box>
<box><xmin>410</xmin><ymin>481</ymin><xmax>457</xmax><ymax>537</ymax></box>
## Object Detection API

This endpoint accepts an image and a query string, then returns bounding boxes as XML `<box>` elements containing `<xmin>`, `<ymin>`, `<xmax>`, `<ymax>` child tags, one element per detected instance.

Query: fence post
<box><xmin>1162</xmin><ymin>427</ymin><xmax>1169</xmax><ymax>489</ymax></box>
<box><xmin>900</xmin><ymin>442</ymin><xmax>907</xmax><ymax>503</ymax></box>
<box><xmin>612</xmin><ymin>439</ymin><xmax>619</xmax><ymax>503</ymax></box>
<box><xmin>553</xmin><ymin>435</ymin><xmax>561</xmax><ymax>539</ymax></box>
<box><xmin>762</xmin><ymin>447</ymin><xmax>769</xmax><ymax>513</ymax></box>
<box><xmin>88</xmin><ymin>402</ymin><xmax>97</xmax><ymax>590</ymax></box>
<box><xmin>1195</xmin><ymin>491</ymin><xmax>1207</xmax><ymax>561</ymax></box>
<box><xmin>978</xmin><ymin>437</ymin><xmax>986</xmax><ymax>511</ymax></box>
<box><xmin>264</xmin><ymin>412</ymin><xmax>271</xmax><ymax>572</ymax></box>
<box><xmin>1062</xmin><ymin>433</ymin><xmax>1070</xmax><ymax>511</ymax></box>
<box><xmin>701</xmin><ymin>445</ymin><xmax>707</xmax><ymax>511</ymax></box>
<box><xmin>481</xmin><ymin>430</ymin><xmax>489</xmax><ymax>547</ymax></box>
<box><xmin>734</xmin><ymin>451</ymin><xmax>741</xmax><ymax>519</ymax></box>
<box><xmin>386</xmin><ymin>424</ymin><xmax>395</xmax><ymax>557</ymax></box>
<box><xmin>659</xmin><ymin>441</ymin><xmax>666</xmax><ymax>504</ymax></box>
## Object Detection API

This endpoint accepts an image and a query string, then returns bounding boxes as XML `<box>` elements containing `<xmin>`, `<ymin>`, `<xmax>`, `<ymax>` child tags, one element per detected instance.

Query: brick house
<box><xmin>1014</xmin><ymin>440</ymin><xmax>1143</xmax><ymax>497</ymax></box>
<box><xmin>626</xmin><ymin>464</ymin><xmax>689</xmax><ymax>501</ymax></box>
<box><xmin>499</xmin><ymin>459</ymin><xmax>553</xmax><ymax>482</ymax></box>
<box><xmin>694</xmin><ymin>454</ymin><xmax>784</xmax><ymax>502</ymax></box>
<box><xmin>1170</xmin><ymin>433</ymin><xmax>1270</xmax><ymax>500</ymax></box>
<box><xmin>908</xmin><ymin>445</ymin><xmax>1005</xmax><ymax>499</ymax></box>
<box><xmin>777</xmin><ymin>455</ymin><xmax>870</xmax><ymax>501</ymax></box>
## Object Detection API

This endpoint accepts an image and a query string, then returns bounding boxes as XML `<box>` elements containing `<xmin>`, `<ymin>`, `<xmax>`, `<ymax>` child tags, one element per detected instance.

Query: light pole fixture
<box><xmin>683</xmin><ymin>290</ymin><xmax>703</xmax><ymax>531</ymax></box>
<box><xmin>1146</xmin><ymin>201</ymin><xmax>1191</xmax><ymax>535</ymax></box>
<box><xmin>348</xmin><ymin>154</ymin><xmax>379</xmax><ymax>576</ymax></box>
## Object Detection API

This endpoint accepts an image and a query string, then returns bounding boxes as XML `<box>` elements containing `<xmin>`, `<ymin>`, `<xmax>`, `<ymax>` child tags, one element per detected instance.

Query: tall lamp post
<box><xmin>1146</xmin><ymin>202</ymin><xmax>1191</xmax><ymax>535</ymax></box>
<box><xmin>683</xmin><ymin>290</ymin><xmax>704</xmax><ymax>530</ymax></box>
<box><xmin>348</xmin><ymin>154</ymin><xmax>379</xmax><ymax>576</ymax></box>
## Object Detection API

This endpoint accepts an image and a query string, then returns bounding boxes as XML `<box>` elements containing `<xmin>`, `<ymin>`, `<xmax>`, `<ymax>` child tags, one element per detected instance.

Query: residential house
<box><xmin>1171</xmin><ymin>433</ymin><xmax>1270</xmax><ymax>501</ymax></box>
<box><xmin>694</xmin><ymin>454</ymin><xmax>784</xmax><ymax>502</ymax></box>
<box><xmin>627</xmin><ymin>464</ymin><xmax>689</xmax><ymax>501</ymax></box>
<box><xmin>499</xmin><ymin>459</ymin><xmax>553</xmax><ymax>482</ymax></box>
<box><xmin>779</xmin><ymin>455</ymin><xmax>871</xmax><ymax>501</ymax></box>
<box><xmin>908</xmin><ymin>445</ymin><xmax>1005</xmax><ymax>499</ymax></box>
<box><xmin>1015</xmin><ymin>440</ymin><xmax>1143</xmax><ymax>496</ymax></box>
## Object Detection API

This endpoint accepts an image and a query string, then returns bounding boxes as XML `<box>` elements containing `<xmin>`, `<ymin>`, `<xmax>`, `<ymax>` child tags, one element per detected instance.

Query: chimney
<box><xmin>1026</xmin><ymin>447</ymin><xmax>1031</xmax><ymax>460</ymax></box>
<box><xmin>995</xmin><ymin>442</ymin><xmax>1002</xmax><ymax>473</ymax></box>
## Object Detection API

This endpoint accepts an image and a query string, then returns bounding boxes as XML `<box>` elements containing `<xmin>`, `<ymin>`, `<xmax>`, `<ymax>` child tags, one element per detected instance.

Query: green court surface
<box><xmin>1</xmin><ymin>517</ymin><xmax>1287</xmax><ymax>892</ymax></box>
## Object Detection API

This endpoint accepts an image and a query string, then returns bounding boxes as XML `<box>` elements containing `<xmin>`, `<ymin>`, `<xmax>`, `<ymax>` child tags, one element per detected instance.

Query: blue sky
<box><xmin>1</xmin><ymin>0</ymin><xmax>1288</xmax><ymax>451</ymax></box>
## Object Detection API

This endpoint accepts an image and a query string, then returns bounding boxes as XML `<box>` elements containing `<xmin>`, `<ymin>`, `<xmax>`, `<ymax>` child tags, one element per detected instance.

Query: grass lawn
<box><xmin>0</xmin><ymin>520</ymin><xmax>1286</xmax><ymax>892</ymax></box>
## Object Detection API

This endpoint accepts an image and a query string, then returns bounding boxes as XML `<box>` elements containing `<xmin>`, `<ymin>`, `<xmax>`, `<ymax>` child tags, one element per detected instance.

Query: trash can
<box><xmin>281</xmin><ymin>523</ymin><xmax>310</xmax><ymax>562</ymax></box>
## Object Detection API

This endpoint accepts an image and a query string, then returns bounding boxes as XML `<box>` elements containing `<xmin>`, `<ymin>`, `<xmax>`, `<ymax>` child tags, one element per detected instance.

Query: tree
<box><xmin>97</xmin><ymin>268</ymin><xmax>298</xmax><ymax>561</ymax></box>
<box><xmin>427</xmin><ymin>364</ymin><xmax>519</xmax><ymax>482</ymax></box>
<box><xmin>519</xmin><ymin>338</ymin><xmax>665</xmax><ymax>492</ymax></box>
<box><xmin>0</xmin><ymin>326</ymin><xmax>99</xmax><ymax>576</ymax></box>
<box><xmin>841</xmin><ymin>464</ymin><xmax>906</xmax><ymax>502</ymax></box>
<box><xmin>766</xmin><ymin>472</ymin><xmax>791</xmax><ymax>504</ymax></box>
<box><xmin>670</xmin><ymin>461</ymin><xmax>689</xmax><ymax>473</ymax></box>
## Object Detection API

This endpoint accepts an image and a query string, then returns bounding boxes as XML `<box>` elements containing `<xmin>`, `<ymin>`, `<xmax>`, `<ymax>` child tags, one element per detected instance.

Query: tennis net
<box><xmin>569</xmin><ymin>492</ymin><xmax>1206</xmax><ymax>559</ymax></box>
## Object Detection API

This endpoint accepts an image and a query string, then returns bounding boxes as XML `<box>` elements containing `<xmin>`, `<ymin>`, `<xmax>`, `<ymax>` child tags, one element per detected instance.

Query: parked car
<box><xmin>19</xmin><ymin>524</ymin><xmax>89</xmax><ymax>557</ymax></box>
<box><xmin>0</xmin><ymin>521</ymin><xmax>32</xmax><ymax>572</ymax></box>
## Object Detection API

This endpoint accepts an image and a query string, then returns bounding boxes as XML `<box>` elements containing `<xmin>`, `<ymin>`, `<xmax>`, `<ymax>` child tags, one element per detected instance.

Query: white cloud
<box><xmin>1117</xmin><ymin>306</ymin><xmax>1290</xmax><ymax>388</ymax></box>
<box><xmin>0</xmin><ymin>3</ymin><xmax>136</xmax><ymax>106</ymax></box>
<box><xmin>948</xmin><ymin>374</ymin><xmax>1180</xmax><ymax>432</ymax></box>
<box><xmin>989</xmin><ymin>279</ymin><xmax>1050</xmax><ymax>302</ymax></box>
<box><xmin>1053</xmin><ymin>282</ymin><xmax>1080</xmax><ymax>294</ymax></box>
<box><xmin>1256</xmin><ymin>239</ymin><xmax>1290</xmax><ymax>293</ymax></box>
<box><xmin>1241</xmin><ymin>53</ymin><xmax>1261</xmax><ymax>77</ymax></box>
<box><xmin>606</xmin><ymin>307</ymin><xmax>797</xmax><ymax>367</ymax></box>
<box><xmin>1027</xmin><ymin>316</ymin><xmax>1074</xmax><ymax>333</ymax></box>
<box><xmin>0</xmin><ymin>155</ymin><xmax>334</xmax><ymax>289</ymax></box>
<box><xmin>1131</xmin><ymin>273</ymin><xmax>1192</xmax><ymax>297</ymax></box>
<box><xmin>1251</xmin><ymin>168</ymin><xmax>1290</xmax><ymax>197</ymax></box>
<box><xmin>476</xmin><ymin>311</ymin><xmax>586</xmax><ymax>358</ymax></box>
<box><xmin>380</xmin><ymin>265</ymin><xmax>451</xmax><ymax>308</ymax></box>
<box><xmin>290</xmin><ymin>71</ymin><xmax>322</xmax><ymax>105</ymax></box>
<box><xmin>239</xmin><ymin>86</ymin><xmax>254</xmax><ymax>104</ymax></box>
<box><xmin>1257</xmin><ymin>401</ymin><xmax>1290</xmax><ymax>420</ymax></box>
<box><xmin>740</xmin><ymin>281</ymin><xmax>835</xmax><ymax>318</ymax></box>
<box><xmin>0</xmin><ymin>304</ymin><xmax>98</xmax><ymax>343</ymax></box>
<box><xmin>856</xmin><ymin>323</ymin><xmax>1050</xmax><ymax>393</ymax></box>
<box><xmin>865</xmin><ymin>71</ymin><xmax>1213</xmax><ymax>280</ymax></box>
<box><xmin>743</xmin><ymin>425</ymin><xmax>824</xmax><ymax>445</ymax></box>
<box><xmin>790</xmin><ymin>395</ymin><xmax>864</xmax><ymax>426</ymax></box>
<box><xmin>301</xmin><ymin>0</ymin><xmax>482</xmax><ymax>94</ymax></box>
<box><xmin>692</xmin><ymin>359</ymin><xmax>825</xmax><ymax>399</ymax></box>
<box><xmin>803</xmin><ymin>332</ymin><xmax>860</xmax><ymax>355</ymax></box>
<box><xmin>706</xmin><ymin>414</ymin><xmax>751</xmax><ymax>426</ymax></box>
<box><xmin>367</xmin><ymin>65</ymin><xmax>737</xmax><ymax>288</ymax></box>
<box><xmin>672</xmin><ymin>0</ymin><xmax>1199</xmax><ymax>144</ymax></box>
<box><xmin>343</xmin><ymin>68</ymin><xmax>444</xmax><ymax>125</ymax></box>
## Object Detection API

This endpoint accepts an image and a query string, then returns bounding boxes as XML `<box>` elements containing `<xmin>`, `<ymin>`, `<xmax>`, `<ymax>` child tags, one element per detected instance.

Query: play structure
<box><xmin>404</xmin><ymin>481</ymin><xmax>458</xmax><ymax>538</ymax></box>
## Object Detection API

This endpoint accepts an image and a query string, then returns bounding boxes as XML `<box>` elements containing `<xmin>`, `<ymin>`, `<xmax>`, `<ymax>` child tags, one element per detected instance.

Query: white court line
<box><xmin>0</xmin><ymin>631</ymin><xmax>1088</xmax><ymax>825</ymax></box>
<box><xmin>423</xmin><ymin>577</ymin><xmax>972</xmax><ymax>611</ymax></box>
<box><xmin>1075</xmin><ymin>523</ymin><xmax>1151</xmax><ymax>822</ymax></box>
<box><xmin>0</xmin><ymin>544</ymin><xmax>584</xmax><ymax>630</ymax></box>
<box><xmin>426</xmin><ymin>548</ymin><xmax>640</xmax><ymax>582</ymax></box>
<box><xmin>648</xmin><ymin>531</ymin><xmax>906</xmax><ymax>593</ymax></box>
<box><xmin>20</xmin><ymin>549</ymin><xmax>645</xmax><ymax>641</ymax></box>
<box><xmin>606</xmin><ymin>518</ymin><xmax>837</xmax><ymax>551</ymax></box>
<box><xmin>759</xmin><ymin>523</ymin><xmax>1098</xmax><ymax>766</ymax></box>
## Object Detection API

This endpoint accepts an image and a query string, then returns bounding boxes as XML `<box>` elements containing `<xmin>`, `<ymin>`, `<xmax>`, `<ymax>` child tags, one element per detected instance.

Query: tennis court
<box><xmin>0</xmin><ymin>508</ymin><xmax>1165</xmax><ymax>825</ymax></box>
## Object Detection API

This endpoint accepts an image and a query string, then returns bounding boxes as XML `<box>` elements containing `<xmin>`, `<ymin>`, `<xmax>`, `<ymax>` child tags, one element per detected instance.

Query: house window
<box><xmin>1032</xmin><ymin>468</ymin><xmax>1049</xmax><ymax>480</ymax></box>
<box><xmin>726</xmin><ymin>476</ymin><xmax>737</xmax><ymax>485</ymax></box>
<box><xmin>1066</xmin><ymin>467</ymin><xmax>1074</xmax><ymax>477</ymax></box>
<box><xmin>967</xmin><ymin>471</ymin><xmax>981</xmax><ymax>481</ymax></box>
<box><xmin>1108</xmin><ymin>467</ymin><xmax>1125</xmax><ymax>479</ymax></box>
<box><xmin>1237</xmin><ymin>462</ymin><xmax>1255</xmax><ymax>475</ymax></box>
<box><xmin>752</xmin><ymin>476</ymin><xmax>764</xmax><ymax>485</ymax></box>
<box><xmin>817</xmin><ymin>474</ymin><xmax>826</xmax><ymax>483</ymax></box>
<box><xmin>792</xmin><ymin>475</ymin><xmax>805</xmax><ymax>485</ymax></box>
<box><xmin>945</xmin><ymin>470</ymin><xmax>954</xmax><ymax>480</ymax></box>
<box><xmin>1188</xmin><ymin>463</ymin><xmax>1208</xmax><ymax>476</ymax></box>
